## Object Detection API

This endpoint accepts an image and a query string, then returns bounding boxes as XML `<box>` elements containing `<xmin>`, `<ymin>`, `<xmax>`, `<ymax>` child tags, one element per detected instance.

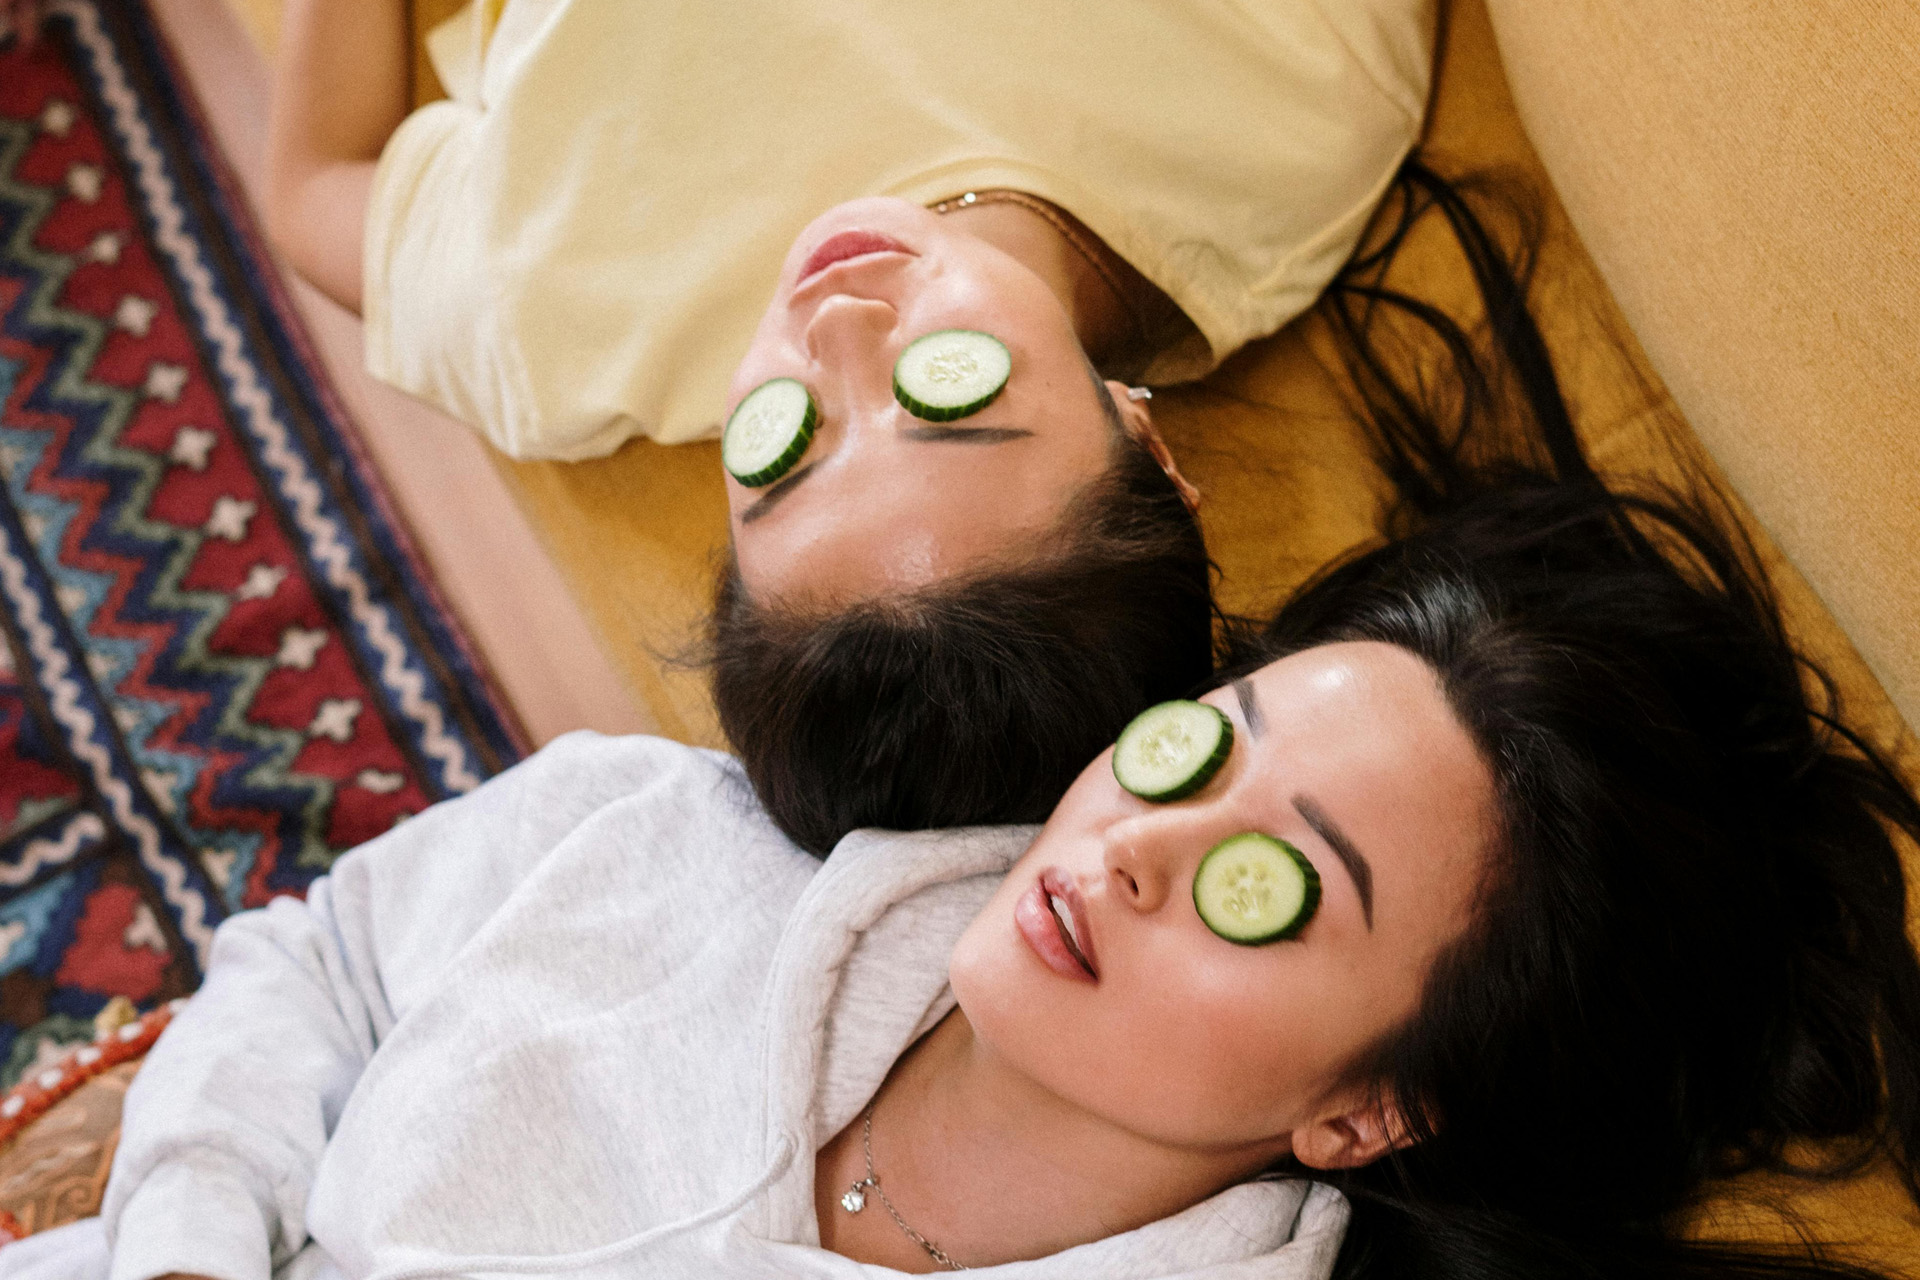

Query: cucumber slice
<box><xmin>893</xmin><ymin>329</ymin><xmax>1012</xmax><ymax>421</ymax></box>
<box><xmin>724</xmin><ymin>378</ymin><xmax>817</xmax><ymax>487</ymax></box>
<box><xmin>1193</xmin><ymin>834</ymin><xmax>1321</xmax><ymax>945</ymax></box>
<box><xmin>1112</xmin><ymin>700</ymin><xmax>1233</xmax><ymax>802</ymax></box>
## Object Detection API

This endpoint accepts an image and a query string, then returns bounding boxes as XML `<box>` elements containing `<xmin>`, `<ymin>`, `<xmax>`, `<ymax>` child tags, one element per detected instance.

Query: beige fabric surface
<box><xmin>1483</xmin><ymin>0</ymin><xmax>1920</xmax><ymax>736</ymax></box>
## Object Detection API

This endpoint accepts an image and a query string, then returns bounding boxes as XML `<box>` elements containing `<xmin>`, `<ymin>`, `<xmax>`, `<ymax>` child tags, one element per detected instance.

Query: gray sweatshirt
<box><xmin>2</xmin><ymin>734</ymin><xmax>1347</xmax><ymax>1280</ymax></box>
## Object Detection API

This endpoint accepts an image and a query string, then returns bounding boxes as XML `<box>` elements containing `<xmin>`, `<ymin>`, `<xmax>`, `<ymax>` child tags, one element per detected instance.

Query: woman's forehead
<box><xmin>1222</xmin><ymin>642</ymin><xmax>1495</xmax><ymax>931</ymax></box>
<box><xmin>1231</xmin><ymin>642</ymin><xmax>1449</xmax><ymax>733</ymax></box>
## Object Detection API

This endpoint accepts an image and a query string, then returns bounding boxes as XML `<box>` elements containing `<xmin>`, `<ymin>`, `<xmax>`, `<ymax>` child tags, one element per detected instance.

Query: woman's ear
<box><xmin>1290</xmin><ymin>1094</ymin><xmax>1414</xmax><ymax>1171</ymax></box>
<box><xmin>1105</xmin><ymin>380</ymin><xmax>1201</xmax><ymax>513</ymax></box>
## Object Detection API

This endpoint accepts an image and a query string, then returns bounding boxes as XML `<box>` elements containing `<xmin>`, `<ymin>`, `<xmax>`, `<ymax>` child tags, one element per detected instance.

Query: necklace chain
<box><xmin>929</xmin><ymin>188</ymin><xmax>1148</xmax><ymax>354</ymax></box>
<box><xmin>841</xmin><ymin>1104</ymin><xmax>969</xmax><ymax>1271</ymax></box>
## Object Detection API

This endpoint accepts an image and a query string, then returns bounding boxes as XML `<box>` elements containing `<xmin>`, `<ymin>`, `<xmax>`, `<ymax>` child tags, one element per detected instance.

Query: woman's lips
<box><xmin>797</xmin><ymin>230</ymin><xmax>914</xmax><ymax>286</ymax></box>
<box><xmin>1015</xmin><ymin>870</ymin><xmax>1099</xmax><ymax>983</ymax></box>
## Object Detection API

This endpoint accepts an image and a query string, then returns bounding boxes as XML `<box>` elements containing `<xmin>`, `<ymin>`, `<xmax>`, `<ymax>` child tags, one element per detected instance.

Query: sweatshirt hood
<box><xmin>748</xmin><ymin>823</ymin><xmax>1350</xmax><ymax>1279</ymax></box>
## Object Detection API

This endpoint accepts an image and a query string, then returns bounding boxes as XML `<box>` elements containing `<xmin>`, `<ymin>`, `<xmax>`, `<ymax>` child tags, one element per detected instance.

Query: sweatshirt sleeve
<box><xmin>99</xmin><ymin>732</ymin><xmax>698</xmax><ymax>1280</ymax></box>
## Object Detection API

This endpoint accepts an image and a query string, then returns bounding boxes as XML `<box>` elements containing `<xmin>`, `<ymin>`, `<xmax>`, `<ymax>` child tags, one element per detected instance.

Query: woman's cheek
<box><xmin>947</xmin><ymin>901</ymin><xmax>1024</xmax><ymax>1035</ymax></box>
<box><xmin>1026</xmin><ymin>754</ymin><xmax>1135</xmax><ymax>853</ymax></box>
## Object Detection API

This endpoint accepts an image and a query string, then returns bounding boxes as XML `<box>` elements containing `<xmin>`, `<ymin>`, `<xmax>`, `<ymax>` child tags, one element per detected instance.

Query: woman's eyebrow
<box><xmin>1293</xmin><ymin>793</ymin><xmax>1375</xmax><ymax>930</ymax></box>
<box><xmin>1231</xmin><ymin>677</ymin><xmax>1265</xmax><ymax>737</ymax></box>
<box><xmin>739</xmin><ymin>463</ymin><xmax>819</xmax><ymax>524</ymax></box>
<box><xmin>901</xmin><ymin>425</ymin><xmax>1035</xmax><ymax>443</ymax></box>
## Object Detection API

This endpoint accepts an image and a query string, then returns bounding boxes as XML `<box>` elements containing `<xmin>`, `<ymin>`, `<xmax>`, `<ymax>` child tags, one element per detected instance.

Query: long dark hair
<box><xmin>1237</xmin><ymin>160</ymin><xmax>1920</xmax><ymax>1279</ymax></box>
<box><xmin>711</xmin><ymin>413</ymin><xmax>1212</xmax><ymax>857</ymax></box>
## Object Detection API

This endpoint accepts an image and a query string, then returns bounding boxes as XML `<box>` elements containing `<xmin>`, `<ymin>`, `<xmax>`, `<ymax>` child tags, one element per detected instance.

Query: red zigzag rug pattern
<box><xmin>0</xmin><ymin>2</ymin><xmax>527</xmax><ymax>1085</ymax></box>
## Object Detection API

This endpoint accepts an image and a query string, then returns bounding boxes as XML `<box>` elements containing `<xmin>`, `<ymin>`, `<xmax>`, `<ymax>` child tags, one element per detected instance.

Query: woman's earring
<box><xmin>1127</xmin><ymin>386</ymin><xmax>1153</xmax><ymax>402</ymax></box>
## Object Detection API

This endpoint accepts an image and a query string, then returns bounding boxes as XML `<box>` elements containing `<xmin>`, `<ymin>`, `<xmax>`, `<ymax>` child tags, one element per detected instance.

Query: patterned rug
<box><xmin>0</xmin><ymin>1</ymin><xmax>526</xmax><ymax>1085</ymax></box>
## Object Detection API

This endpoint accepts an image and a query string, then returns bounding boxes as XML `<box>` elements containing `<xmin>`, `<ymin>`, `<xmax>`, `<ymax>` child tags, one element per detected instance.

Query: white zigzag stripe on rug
<box><xmin>0</xmin><ymin>521</ymin><xmax>215</xmax><ymax>964</ymax></box>
<box><xmin>58</xmin><ymin>0</ymin><xmax>483</xmax><ymax>794</ymax></box>
<box><xmin>0</xmin><ymin>811</ymin><xmax>108</xmax><ymax>888</ymax></box>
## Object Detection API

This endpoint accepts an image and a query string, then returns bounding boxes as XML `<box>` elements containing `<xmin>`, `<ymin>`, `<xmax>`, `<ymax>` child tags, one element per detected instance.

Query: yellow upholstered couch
<box><xmin>9</xmin><ymin>0</ymin><xmax>1916</xmax><ymax>1266</ymax></box>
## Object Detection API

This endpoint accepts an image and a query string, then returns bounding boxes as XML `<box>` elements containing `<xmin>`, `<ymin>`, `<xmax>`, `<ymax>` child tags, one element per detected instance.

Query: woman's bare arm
<box><xmin>264</xmin><ymin>0</ymin><xmax>411</xmax><ymax>312</ymax></box>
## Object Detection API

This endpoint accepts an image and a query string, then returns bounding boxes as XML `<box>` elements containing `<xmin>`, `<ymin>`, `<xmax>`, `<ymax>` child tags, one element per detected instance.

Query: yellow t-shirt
<box><xmin>363</xmin><ymin>0</ymin><xmax>1435</xmax><ymax>460</ymax></box>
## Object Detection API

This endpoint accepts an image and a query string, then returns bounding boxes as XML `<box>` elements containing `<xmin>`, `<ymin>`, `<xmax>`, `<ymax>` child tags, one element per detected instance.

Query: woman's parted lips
<box><xmin>797</xmin><ymin>230</ymin><xmax>915</xmax><ymax>287</ymax></box>
<box><xmin>1015</xmin><ymin>867</ymin><xmax>1101</xmax><ymax>983</ymax></box>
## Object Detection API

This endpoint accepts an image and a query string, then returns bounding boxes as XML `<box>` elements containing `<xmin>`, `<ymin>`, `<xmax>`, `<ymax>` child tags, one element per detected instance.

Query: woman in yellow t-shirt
<box><xmin>264</xmin><ymin>0</ymin><xmax>1434</xmax><ymax>854</ymax></box>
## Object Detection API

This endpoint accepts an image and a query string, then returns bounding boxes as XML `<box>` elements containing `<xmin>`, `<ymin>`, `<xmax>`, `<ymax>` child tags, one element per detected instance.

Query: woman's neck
<box><xmin>813</xmin><ymin>1009</ymin><xmax>1285</xmax><ymax>1272</ymax></box>
<box><xmin>935</xmin><ymin>194</ymin><xmax>1179</xmax><ymax>381</ymax></box>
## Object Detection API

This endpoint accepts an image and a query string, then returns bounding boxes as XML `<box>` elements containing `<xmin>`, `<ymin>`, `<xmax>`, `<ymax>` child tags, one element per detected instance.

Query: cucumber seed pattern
<box><xmin>1193</xmin><ymin>834</ymin><xmax>1320</xmax><ymax>944</ymax></box>
<box><xmin>1215</xmin><ymin>857</ymin><xmax>1281</xmax><ymax>930</ymax></box>
<box><xmin>893</xmin><ymin>330</ymin><xmax>1011</xmax><ymax>421</ymax></box>
<box><xmin>923</xmin><ymin>348</ymin><xmax>980</xmax><ymax>386</ymax></box>
<box><xmin>733</xmin><ymin>404</ymin><xmax>781</xmax><ymax>453</ymax></box>
<box><xmin>1138</xmin><ymin>720</ymin><xmax>1196</xmax><ymax>770</ymax></box>
<box><xmin>1113</xmin><ymin>701</ymin><xmax>1232</xmax><ymax>801</ymax></box>
<box><xmin>722</xmin><ymin>379</ymin><xmax>815</xmax><ymax>485</ymax></box>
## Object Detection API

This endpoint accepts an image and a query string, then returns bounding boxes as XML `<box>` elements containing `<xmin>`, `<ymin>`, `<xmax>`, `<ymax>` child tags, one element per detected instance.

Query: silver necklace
<box><xmin>839</xmin><ymin>1104</ymin><xmax>969</xmax><ymax>1271</ymax></box>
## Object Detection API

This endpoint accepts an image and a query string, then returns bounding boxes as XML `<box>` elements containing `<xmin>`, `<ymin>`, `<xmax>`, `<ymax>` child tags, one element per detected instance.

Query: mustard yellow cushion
<box><xmin>1482</xmin><ymin>0</ymin><xmax>1920</xmax><ymax>752</ymax></box>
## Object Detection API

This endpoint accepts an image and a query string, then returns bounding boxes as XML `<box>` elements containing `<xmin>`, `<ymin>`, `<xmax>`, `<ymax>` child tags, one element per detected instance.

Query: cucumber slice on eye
<box><xmin>724</xmin><ymin>378</ymin><xmax>817</xmax><ymax>487</ymax></box>
<box><xmin>892</xmin><ymin>329</ymin><xmax>1012</xmax><ymax>421</ymax></box>
<box><xmin>1112</xmin><ymin>700</ymin><xmax>1233</xmax><ymax>802</ymax></box>
<box><xmin>1193</xmin><ymin>833</ymin><xmax>1321</xmax><ymax>945</ymax></box>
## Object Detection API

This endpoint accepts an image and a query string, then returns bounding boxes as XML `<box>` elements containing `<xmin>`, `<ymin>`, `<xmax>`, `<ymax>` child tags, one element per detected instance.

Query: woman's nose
<box><xmin>802</xmin><ymin>293</ymin><xmax>898</xmax><ymax>371</ymax></box>
<box><xmin>1102</xmin><ymin>806</ymin><xmax>1214</xmax><ymax>916</ymax></box>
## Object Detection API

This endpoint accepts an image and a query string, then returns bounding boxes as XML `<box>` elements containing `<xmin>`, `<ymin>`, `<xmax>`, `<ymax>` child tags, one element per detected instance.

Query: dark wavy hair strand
<box><xmin>711</xmin><ymin>408</ymin><xmax>1213</xmax><ymax>856</ymax></box>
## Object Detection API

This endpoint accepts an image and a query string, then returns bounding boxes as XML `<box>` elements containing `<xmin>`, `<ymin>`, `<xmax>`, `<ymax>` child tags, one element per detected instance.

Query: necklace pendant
<box><xmin>840</xmin><ymin>1181</ymin><xmax>869</xmax><ymax>1213</ymax></box>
